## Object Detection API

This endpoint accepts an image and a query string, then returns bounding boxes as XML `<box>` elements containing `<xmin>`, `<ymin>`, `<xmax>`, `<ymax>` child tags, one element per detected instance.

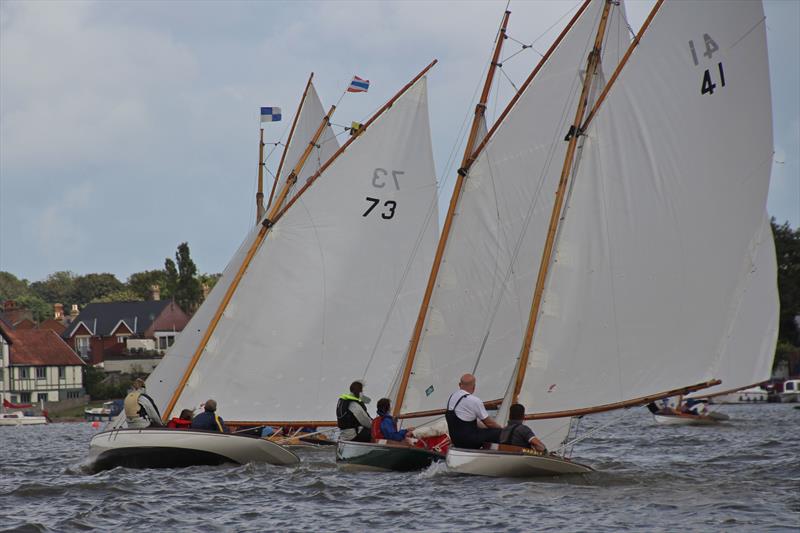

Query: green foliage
<box><xmin>198</xmin><ymin>272</ymin><xmax>222</xmax><ymax>294</ymax></box>
<box><xmin>167</xmin><ymin>242</ymin><xmax>202</xmax><ymax>312</ymax></box>
<box><xmin>15</xmin><ymin>294</ymin><xmax>50</xmax><ymax>323</ymax></box>
<box><xmin>83</xmin><ymin>366</ymin><xmax>133</xmax><ymax>400</ymax></box>
<box><xmin>72</xmin><ymin>273</ymin><xmax>124</xmax><ymax>306</ymax></box>
<box><xmin>92</xmin><ymin>289</ymin><xmax>144</xmax><ymax>303</ymax></box>
<box><xmin>0</xmin><ymin>271</ymin><xmax>30</xmax><ymax>301</ymax></box>
<box><xmin>772</xmin><ymin>218</ymin><xmax>800</xmax><ymax>347</ymax></box>
<box><xmin>29</xmin><ymin>271</ymin><xmax>76</xmax><ymax>304</ymax></box>
<box><xmin>126</xmin><ymin>270</ymin><xmax>169</xmax><ymax>300</ymax></box>
<box><xmin>164</xmin><ymin>258</ymin><xmax>178</xmax><ymax>298</ymax></box>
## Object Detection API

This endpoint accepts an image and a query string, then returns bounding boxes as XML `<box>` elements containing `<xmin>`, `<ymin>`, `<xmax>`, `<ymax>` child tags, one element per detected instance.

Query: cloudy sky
<box><xmin>1</xmin><ymin>0</ymin><xmax>798</xmax><ymax>283</ymax></box>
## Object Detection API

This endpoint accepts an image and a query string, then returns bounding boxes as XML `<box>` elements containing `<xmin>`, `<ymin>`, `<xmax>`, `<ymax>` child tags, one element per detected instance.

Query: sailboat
<box><xmin>89</xmin><ymin>63</ymin><xmax>441</xmax><ymax>470</ymax></box>
<box><xmin>338</xmin><ymin>0</ymin><xmax>775</xmax><ymax>477</ymax></box>
<box><xmin>442</xmin><ymin>0</ymin><xmax>776</xmax><ymax>476</ymax></box>
<box><xmin>337</xmin><ymin>0</ymin><xmax>629</xmax><ymax>470</ymax></box>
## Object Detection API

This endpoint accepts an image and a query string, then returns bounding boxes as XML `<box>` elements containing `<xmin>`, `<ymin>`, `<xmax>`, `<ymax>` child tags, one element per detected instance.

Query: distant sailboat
<box><xmin>89</xmin><ymin>63</ymin><xmax>441</xmax><ymax>469</ymax></box>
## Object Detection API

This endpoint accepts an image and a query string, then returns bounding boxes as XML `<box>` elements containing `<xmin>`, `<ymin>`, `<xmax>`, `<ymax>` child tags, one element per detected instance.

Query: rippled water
<box><xmin>1</xmin><ymin>404</ymin><xmax>798</xmax><ymax>532</ymax></box>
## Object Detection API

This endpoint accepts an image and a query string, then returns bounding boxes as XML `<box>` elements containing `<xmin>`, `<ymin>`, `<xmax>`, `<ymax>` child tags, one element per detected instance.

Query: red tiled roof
<box><xmin>2</xmin><ymin>326</ymin><xmax>85</xmax><ymax>366</ymax></box>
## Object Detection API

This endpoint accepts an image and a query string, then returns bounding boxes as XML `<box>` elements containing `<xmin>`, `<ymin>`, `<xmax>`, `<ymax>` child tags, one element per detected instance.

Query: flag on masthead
<box><xmin>347</xmin><ymin>76</ymin><xmax>370</xmax><ymax>93</ymax></box>
<box><xmin>260</xmin><ymin>107</ymin><xmax>282</xmax><ymax>122</ymax></box>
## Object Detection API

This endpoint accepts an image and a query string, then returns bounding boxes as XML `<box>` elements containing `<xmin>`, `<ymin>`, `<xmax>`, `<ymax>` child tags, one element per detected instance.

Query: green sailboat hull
<box><xmin>336</xmin><ymin>440</ymin><xmax>444</xmax><ymax>472</ymax></box>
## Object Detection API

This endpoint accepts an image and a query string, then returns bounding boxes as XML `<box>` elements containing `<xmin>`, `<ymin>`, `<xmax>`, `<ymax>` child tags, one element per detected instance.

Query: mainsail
<box><xmin>397</xmin><ymin>0</ymin><xmax>627</xmax><ymax>436</ymax></box>
<box><xmin>146</xmin><ymin>79</ymin><xmax>339</xmax><ymax>414</ymax></box>
<box><xmin>151</xmin><ymin>69</ymin><xmax>439</xmax><ymax>423</ymax></box>
<box><xmin>518</xmin><ymin>0</ymin><xmax>774</xmax><ymax>417</ymax></box>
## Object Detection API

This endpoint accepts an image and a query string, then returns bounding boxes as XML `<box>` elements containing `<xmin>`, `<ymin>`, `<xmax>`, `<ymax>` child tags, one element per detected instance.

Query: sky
<box><xmin>1</xmin><ymin>0</ymin><xmax>798</xmax><ymax>283</ymax></box>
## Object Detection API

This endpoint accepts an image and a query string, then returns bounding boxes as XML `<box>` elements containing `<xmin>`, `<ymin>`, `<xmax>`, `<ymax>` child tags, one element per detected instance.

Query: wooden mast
<box><xmin>268</xmin><ymin>72</ymin><xmax>315</xmax><ymax>211</ymax></box>
<box><xmin>255</xmin><ymin>128</ymin><xmax>265</xmax><ymax>223</ymax></box>
<box><xmin>162</xmin><ymin>104</ymin><xmax>337</xmax><ymax>421</ymax></box>
<box><xmin>581</xmin><ymin>0</ymin><xmax>664</xmax><ymax>132</ymax></box>
<box><xmin>511</xmin><ymin>0</ymin><xmax>613</xmax><ymax>404</ymax></box>
<box><xmin>162</xmin><ymin>61</ymin><xmax>437</xmax><ymax>422</ymax></box>
<box><xmin>391</xmin><ymin>11</ymin><xmax>512</xmax><ymax>419</ymax></box>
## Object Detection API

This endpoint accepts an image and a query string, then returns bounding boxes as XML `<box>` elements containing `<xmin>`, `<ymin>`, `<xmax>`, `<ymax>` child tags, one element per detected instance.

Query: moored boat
<box><xmin>336</xmin><ymin>440</ymin><xmax>444</xmax><ymax>472</ymax></box>
<box><xmin>88</xmin><ymin>428</ymin><xmax>299</xmax><ymax>471</ymax></box>
<box><xmin>0</xmin><ymin>411</ymin><xmax>48</xmax><ymax>426</ymax></box>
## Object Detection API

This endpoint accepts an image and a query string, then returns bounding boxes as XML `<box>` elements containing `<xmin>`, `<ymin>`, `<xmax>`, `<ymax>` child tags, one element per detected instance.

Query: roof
<box><xmin>0</xmin><ymin>322</ymin><xmax>85</xmax><ymax>366</ymax></box>
<box><xmin>63</xmin><ymin>300</ymin><xmax>173</xmax><ymax>338</ymax></box>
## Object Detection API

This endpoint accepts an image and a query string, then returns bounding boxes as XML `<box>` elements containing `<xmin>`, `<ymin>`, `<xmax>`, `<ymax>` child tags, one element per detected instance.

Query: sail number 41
<box><xmin>689</xmin><ymin>34</ymin><xmax>726</xmax><ymax>96</ymax></box>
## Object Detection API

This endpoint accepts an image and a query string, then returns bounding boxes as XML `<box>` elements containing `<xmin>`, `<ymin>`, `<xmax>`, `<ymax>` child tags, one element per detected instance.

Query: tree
<box><xmin>92</xmin><ymin>289</ymin><xmax>143</xmax><ymax>303</ymax></box>
<box><xmin>29</xmin><ymin>271</ymin><xmax>76</xmax><ymax>304</ymax></box>
<box><xmin>127</xmin><ymin>270</ymin><xmax>169</xmax><ymax>300</ymax></box>
<box><xmin>165</xmin><ymin>242</ymin><xmax>201</xmax><ymax>312</ymax></box>
<box><xmin>198</xmin><ymin>272</ymin><xmax>222</xmax><ymax>298</ymax></box>
<box><xmin>72</xmin><ymin>273</ymin><xmax>124</xmax><ymax>306</ymax></box>
<box><xmin>772</xmin><ymin>218</ymin><xmax>800</xmax><ymax>347</ymax></box>
<box><xmin>15</xmin><ymin>294</ymin><xmax>50</xmax><ymax>323</ymax></box>
<box><xmin>0</xmin><ymin>271</ymin><xmax>30</xmax><ymax>301</ymax></box>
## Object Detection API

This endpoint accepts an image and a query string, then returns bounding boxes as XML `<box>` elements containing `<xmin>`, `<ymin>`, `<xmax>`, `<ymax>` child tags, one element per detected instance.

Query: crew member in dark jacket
<box><xmin>499</xmin><ymin>403</ymin><xmax>547</xmax><ymax>452</ymax></box>
<box><xmin>191</xmin><ymin>399</ymin><xmax>228</xmax><ymax>433</ymax></box>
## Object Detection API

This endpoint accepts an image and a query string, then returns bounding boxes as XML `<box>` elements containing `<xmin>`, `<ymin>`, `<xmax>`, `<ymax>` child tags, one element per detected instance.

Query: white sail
<box><xmin>688</xmin><ymin>215</ymin><xmax>778</xmax><ymax>398</ymax></box>
<box><xmin>275</xmin><ymin>83</ymin><xmax>340</xmax><ymax>202</ymax></box>
<box><xmin>147</xmin><ymin>82</ymin><xmax>340</xmax><ymax>413</ymax></box>
<box><xmin>165</xmin><ymin>77</ymin><xmax>438</xmax><ymax>421</ymax></box>
<box><xmin>399</xmin><ymin>0</ymin><xmax>627</xmax><ymax>420</ymax></box>
<box><xmin>519</xmin><ymin>0</ymin><xmax>774</xmax><ymax>414</ymax></box>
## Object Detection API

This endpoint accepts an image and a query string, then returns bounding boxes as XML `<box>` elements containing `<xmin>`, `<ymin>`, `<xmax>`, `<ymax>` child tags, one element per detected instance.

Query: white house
<box><xmin>0</xmin><ymin>320</ymin><xmax>85</xmax><ymax>405</ymax></box>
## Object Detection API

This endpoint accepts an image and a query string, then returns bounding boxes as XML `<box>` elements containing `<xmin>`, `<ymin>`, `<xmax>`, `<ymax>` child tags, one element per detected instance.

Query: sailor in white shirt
<box><xmin>445</xmin><ymin>373</ymin><xmax>502</xmax><ymax>449</ymax></box>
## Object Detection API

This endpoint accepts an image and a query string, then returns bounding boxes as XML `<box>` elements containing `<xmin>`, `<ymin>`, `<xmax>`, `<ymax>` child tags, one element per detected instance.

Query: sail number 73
<box><xmin>363</xmin><ymin>168</ymin><xmax>403</xmax><ymax>220</ymax></box>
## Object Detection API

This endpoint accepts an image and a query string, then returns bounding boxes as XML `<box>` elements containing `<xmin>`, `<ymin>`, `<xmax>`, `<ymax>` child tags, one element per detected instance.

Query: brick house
<box><xmin>62</xmin><ymin>300</ymin><xmax>189</xmax><ymax>365</ymax></box>
<box><xmin>0</xmin><ymin>319</ymin><xmax>85</xmax><ymax>405</ymax></box>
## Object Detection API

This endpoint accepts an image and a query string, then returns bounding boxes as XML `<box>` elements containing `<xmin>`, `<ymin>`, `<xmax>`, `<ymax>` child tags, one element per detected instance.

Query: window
<box><xmin>116</xmin><ymin>335</ymin><xmax>128</xmax><ymax>344</ymax></box>
<box><xmin>37</xmin><ymin>393</ymin><xmax>48</xmax><ymax>403</ymax></box>
<box><xmin>67</xmin><ymin>390</ymin><xmax>81</xmax><ymax>399</ymax></box>
<box><xmin>157</xmin><ymin>335</ymin><xmax>176</xmax><ymax>350</ymax></box>
<box><xmin>20</xmin><ymin>392</ymin><xmax>31</xmax><ymax>403</ymax></box>
<box><xmin>75</xmin><ymin>337</ymin><xmax>90</xmax><ymax>358</ymax></box>
<box><xmin>36</xmin><ymin>367</ymin><xmax>46</xmax><ymax>379</ymax></box>
<box><xmin>19</xmin><ymin>367</ymin><xmax>29</xmax><ymax>379</ymax></box>
<box><xmin>58</xmin><ymin>366</ymin><xmax>66</xmax><ymax>379</ymax></box>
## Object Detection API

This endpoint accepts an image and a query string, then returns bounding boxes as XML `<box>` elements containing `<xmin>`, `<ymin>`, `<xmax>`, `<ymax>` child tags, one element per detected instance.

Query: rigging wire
<box><xmin>556</xmin><ymin>408</ymin><xmax>633</xmax><ymax>455</ymax></box>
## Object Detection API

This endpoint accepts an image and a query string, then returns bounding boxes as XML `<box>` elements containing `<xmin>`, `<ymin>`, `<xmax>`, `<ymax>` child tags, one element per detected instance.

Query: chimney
<box><xmin>54</xmin><ymin>303</ymin><xmax>64</xmax><ymax>320</ymax></box>
<box><xmin>69</xmin><ymin>304</ymin><xmax>79</xmax><ymax>321</ymax></box>
<box><xmin>202</xmin><ymin>283</ymin><xmax>209</xmax><ymax>300</ymax></box>
<box><xmin>3</xmin><ymin>300</ymin><xmax>16</xmax><ymax>312</ymax></box>
<box><xmin>150</xmin><ymin>284</ymin><xmax>161</xmax><ymax>301</ymax></box>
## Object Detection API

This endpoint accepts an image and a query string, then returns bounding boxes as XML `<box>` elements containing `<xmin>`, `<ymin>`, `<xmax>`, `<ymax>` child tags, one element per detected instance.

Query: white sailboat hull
<box><xmin>446</xmin><ymin>447</ymin><xmax>592</xmax><ymax>477</ymax></box>
<box><xmin>0</xmin><ymin>413</ymin><xmax>48</xmax><ymax>426</ymax></box>
<box><xmin>88</xmin><ymin>428</ymin><xmax>299</xmax><ymax>471</ymax></box>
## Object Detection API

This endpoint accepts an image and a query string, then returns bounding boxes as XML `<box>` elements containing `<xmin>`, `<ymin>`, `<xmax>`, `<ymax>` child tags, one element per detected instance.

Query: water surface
<box><xmin>1</xmin><ymin>404</ymin><xmax>797</xmax><ymax>531</ymax></box>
